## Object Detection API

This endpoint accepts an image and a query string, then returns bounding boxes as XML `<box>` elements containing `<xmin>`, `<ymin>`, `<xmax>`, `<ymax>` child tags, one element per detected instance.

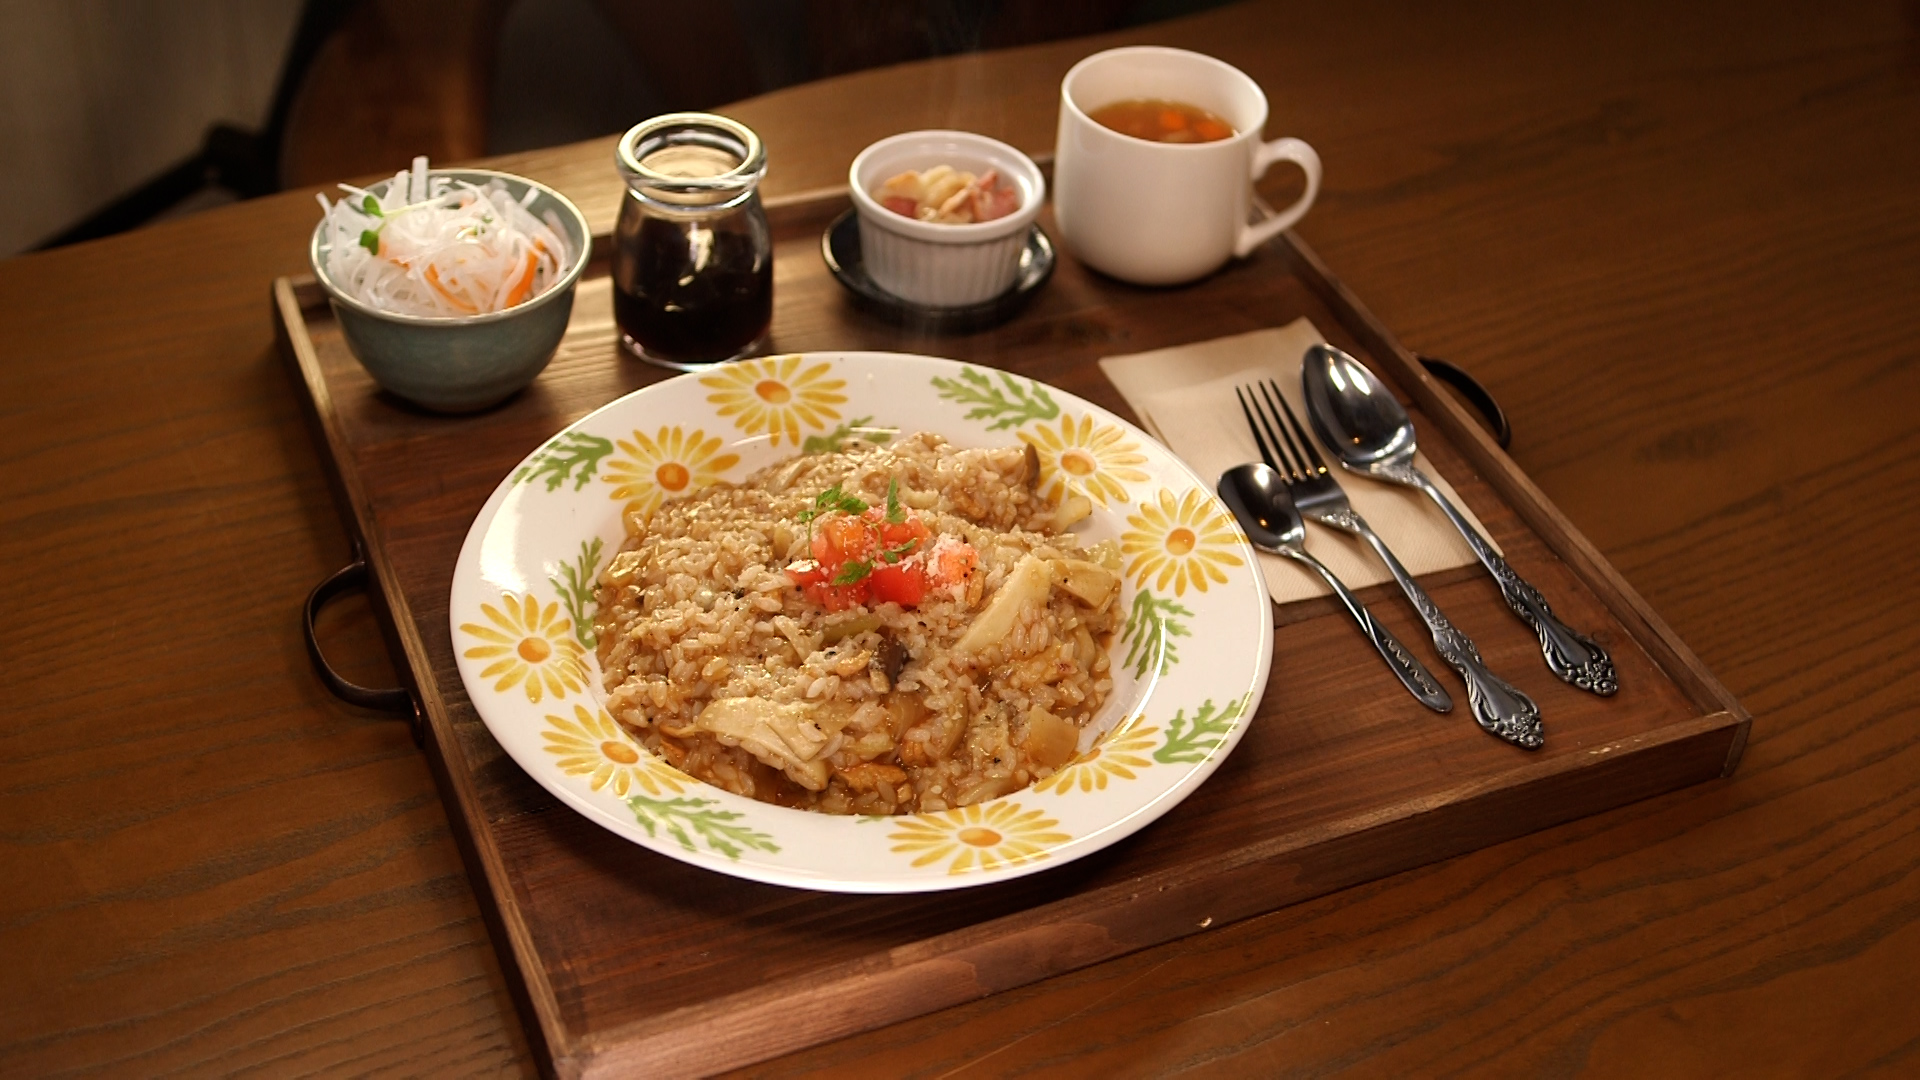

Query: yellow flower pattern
<box><xmin>1121</xmin><ymin>487</ymin><xmax>1245</xmax><ymax>596</ymax></box>
<box><xmin>543</xmin><ymin>704</ymin><xmax>688</xmax><ymax>797</ymax></box>
<box><xmin>460</xmin><ymin>592</ymin><xmax>589</xmax><ymax>703</ymax></box>
<box><xmin>699</xmin><ymin>354</ymin><xmax>846</xmax><ymax>447</ymax></box>
<box><xmin>888</xmin><ymin>802</ymin><xmax>1071</xmax><ymax>875</ymax></box>
<box><xmin>1020</xmin><ymin>413</ymin><xmax>1150</xmax><ymax>508</ymax></box>
<box><xmin>1034</xmin><ymin>722</ymin><xmax>1160</xmax><ymax>795</ymax></box>
<box><xmin>601</xmin><ymin>426</ymin><xmax>739</xmax><ymax>517</ymax></box>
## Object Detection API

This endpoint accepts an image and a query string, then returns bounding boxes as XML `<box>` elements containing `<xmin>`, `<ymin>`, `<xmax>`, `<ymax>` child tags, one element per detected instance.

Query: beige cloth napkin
<box><xmin>1099</xmin><ymin>320</ymin><xmax>1496</xmax><ymax>605</ymax></box>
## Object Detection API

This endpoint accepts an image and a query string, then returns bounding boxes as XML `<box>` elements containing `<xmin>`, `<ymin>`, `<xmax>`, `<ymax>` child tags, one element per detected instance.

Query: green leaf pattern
<box><xmin>930</xmin><ymin>367</ymin><xmax>1060</xmax><ymax>430</ymax></box>
<box><xmin>515</xmin><ymin>431</ymin><xmax>615</xmax><ymax>492</ymax></box>
<box><xmin>550</xmin><ymin>537</ymin><xmax>603</xmax><ymax>650</ymax></box>
<box><xmin>627</xmin><ymin>795</ymin><xmax>781</xmax><ymax>859</ymax></box>
<box><xmin>1154</xmin><ymin>695</ymin><xmax>1249</xmax><ymax>764</ymax></box>
<box><xmin>1121</xmin><ymin>589</ymin><xmax>1193</xmax><ymax>679</ymax></box>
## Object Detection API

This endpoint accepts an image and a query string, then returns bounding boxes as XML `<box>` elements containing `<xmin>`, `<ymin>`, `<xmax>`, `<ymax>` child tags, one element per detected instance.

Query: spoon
<box><xmin>1219</xmin><ymin>463</ymin><xmax>1453</xmax><ymax>713</ymax></box>
<box><xmin>1301</xmin><ymin>344</ymin><xmax>1618</xmax><ymax>695</ymax></box>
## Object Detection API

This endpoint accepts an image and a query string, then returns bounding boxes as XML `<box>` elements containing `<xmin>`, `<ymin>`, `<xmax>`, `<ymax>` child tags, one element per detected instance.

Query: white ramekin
<box><xmin>848</xmin><ymin>130</ymin><xmax>1045</xmax><ymax>308</ymax></box>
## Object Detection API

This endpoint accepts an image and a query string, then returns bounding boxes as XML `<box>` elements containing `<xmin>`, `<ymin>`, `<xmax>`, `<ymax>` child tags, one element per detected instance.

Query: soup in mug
<box><xmin>1087</xmin><ymin>99</ymin><xmax>1235</xmax><ymax>144</ymax></box>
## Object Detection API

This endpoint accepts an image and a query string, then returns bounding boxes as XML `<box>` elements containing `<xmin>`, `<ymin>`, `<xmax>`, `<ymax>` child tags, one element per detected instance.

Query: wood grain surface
<box><xmin>3</xmin><ymin>0</ymin><xmax>1916</xmax><ymax>1075</ymax></box>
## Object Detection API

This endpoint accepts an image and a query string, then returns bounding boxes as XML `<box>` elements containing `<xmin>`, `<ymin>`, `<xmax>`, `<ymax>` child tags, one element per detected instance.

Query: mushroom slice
<box><xmin>1050</xmin><ymin>493</ymin><xmax>1093</xmax><ymax>530</ymax></box>
<box><xmin>1022</xmin><ymin>706</ymin><xmax>1080</xmax><ymax>769</ymax></box>
<box><xmin>695</xmin><ymin>698</ymin><xmax>852</xmax><ymax>791</ymax></box>
<box><xmin>1050</xmin><ymin>557</ymin><xmax>1119</xmax><ymax>609</ymax></box>
<box><xmin>954</xmin><ymin>553</ymin><xmax>1054</xmax><ymax>655</ymax></box>
<box><xmin>874</xmin><ymin>634</ymin><xmax>909</xmax><ymax>689</ymax></box>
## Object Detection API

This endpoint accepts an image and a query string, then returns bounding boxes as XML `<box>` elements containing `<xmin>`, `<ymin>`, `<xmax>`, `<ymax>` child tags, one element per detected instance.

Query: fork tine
<box><xmin>1251</xmin><ymin>381</ymin><xmax>1306</xmax><ymax>480</ymax></box>
<box><xmin>1264</xmin><ymin>380</ymin><xmax>1330</xmax><ymax>477</ymax></box>
<box><xmin>1234</xmin><ymin>386</ymin><xmax>1281</xmax><ymax>472</ymax></box>
<box><xmin>1242</xmin><ymin>382</ymin><xmax>1287</xmax><ymax>477</ymax></box>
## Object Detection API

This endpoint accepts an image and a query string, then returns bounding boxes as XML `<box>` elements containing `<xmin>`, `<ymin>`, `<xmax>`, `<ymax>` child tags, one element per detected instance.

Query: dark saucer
<box><xmin>820</xmin><ymin>209</ymin><xmax>1055</xmax><ymax>334</ymax></box>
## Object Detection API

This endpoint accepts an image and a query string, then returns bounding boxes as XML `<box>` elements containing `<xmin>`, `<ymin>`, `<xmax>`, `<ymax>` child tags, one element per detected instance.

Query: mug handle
<box><xmin>1234</xmin><ymin>137</ymin><xmax>1323</xmax><ymax>257</ymax></box>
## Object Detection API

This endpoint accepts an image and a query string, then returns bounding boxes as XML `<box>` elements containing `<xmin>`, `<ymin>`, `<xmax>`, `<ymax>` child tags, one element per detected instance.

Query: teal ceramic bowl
<box><xmin>309</xmin><ymin>169</ymin><xmax>591</xmax><ymax>413</ymax></box>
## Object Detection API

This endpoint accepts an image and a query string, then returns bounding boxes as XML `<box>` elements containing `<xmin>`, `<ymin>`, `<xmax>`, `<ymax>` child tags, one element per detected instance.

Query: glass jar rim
<box><xmin>617</xmin><ymin>113</ymin><xmax>766</xmax><ymax>204</ymax></box>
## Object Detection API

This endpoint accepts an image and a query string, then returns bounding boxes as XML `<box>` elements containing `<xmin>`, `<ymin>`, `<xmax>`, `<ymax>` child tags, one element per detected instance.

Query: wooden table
<box><xmin>4</xmin><ymin>0</ymin><xmax>1915</xmax><ymax>1074</ymax></box>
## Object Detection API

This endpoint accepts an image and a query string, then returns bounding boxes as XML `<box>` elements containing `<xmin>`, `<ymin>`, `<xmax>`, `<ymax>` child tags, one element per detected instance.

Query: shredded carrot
<box><xmin>425</xmin><ymin>264</ymin><xmax>478</xmax><ymax>313</ymax></box>
<box><xmin>503</xmin><ymin>251</ymin><xmax>539</xmax><ymax>307</ymax></box>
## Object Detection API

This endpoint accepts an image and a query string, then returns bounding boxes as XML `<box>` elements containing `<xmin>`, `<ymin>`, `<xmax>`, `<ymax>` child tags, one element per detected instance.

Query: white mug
<box><xmin>1053</xmin><ymin>46</ymin><xmax>1322</xmax><ymax>286</ymax></box>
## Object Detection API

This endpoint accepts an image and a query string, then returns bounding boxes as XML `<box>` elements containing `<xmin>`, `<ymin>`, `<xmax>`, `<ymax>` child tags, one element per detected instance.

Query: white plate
<box><xmin>450</xmin><ymin>352</ymin><xmax>1271</xmax><ymax>893</ymax></box>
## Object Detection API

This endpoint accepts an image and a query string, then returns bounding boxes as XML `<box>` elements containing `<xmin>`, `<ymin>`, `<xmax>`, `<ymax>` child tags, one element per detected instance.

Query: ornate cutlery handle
<box><xmin>1275</xmin><ymin>547</ymin><xmax>1453</xmax><ymax>713</ymax></box>
<box><xmin>1390</xmin><ymin>464</ymin><xmax>1618</xmax><ymax>696</ymax></box>
<box><xmin>1317</xmin><ymin>507</ymin><xmax>1543</xmax><ymax>748</ymax></box>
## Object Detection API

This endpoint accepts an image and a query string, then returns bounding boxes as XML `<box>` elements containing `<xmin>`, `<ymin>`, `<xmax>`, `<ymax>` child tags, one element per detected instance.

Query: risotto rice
<box><xmin>594</xmin><ymin>432</ymin><xmax>1122</xmax><ymax>815</ymax></box>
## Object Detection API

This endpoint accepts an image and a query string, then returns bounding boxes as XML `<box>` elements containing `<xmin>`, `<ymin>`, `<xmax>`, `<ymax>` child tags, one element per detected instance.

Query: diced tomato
<box><xmin>791</xmin><ymin>501</ymin><xmax>957</xmax><ymax>612</ymax></box>
<box><xmin>868</xmin><ymin>561</ymin><xmax>927</xmax><ymax>606</ymax></box>
<box><xmin>874</xmin><ymin>516</ymin><xmax>931</xmax><ymax>551</ymax></box>
<box><xmin>812</xmin><ymin>513</ymin><xmax>873</xmax><ymax>566</ymax></box>
<box><xmin>804</xmin><ymin>579</ymin><xmax>869</xmax><ymax>612</ymax></box>
<box><xmin>785</xmin><ymin>559</ymin><xmax>828</xmax><ymax>588</ymax></box>
<box><xmin>790</xmin><ymin>556</ymin><xmax>869</xmax><ymax>611</ymax></box>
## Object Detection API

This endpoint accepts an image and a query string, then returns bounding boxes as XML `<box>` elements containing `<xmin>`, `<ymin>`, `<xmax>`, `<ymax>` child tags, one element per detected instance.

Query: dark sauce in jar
<box><xmin>613</xmin><ymin>114</ymin><xmax>773</xmax><ymax>369</ymax></box>
<box><xmin>613</xmin><ymin>213</ymin><xmax>771</xmax><ymax>366</ymax></box>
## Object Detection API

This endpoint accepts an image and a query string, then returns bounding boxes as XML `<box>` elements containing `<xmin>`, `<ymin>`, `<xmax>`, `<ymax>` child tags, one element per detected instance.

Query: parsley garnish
<box><xmin>884</xmin><ymin>479</ymin><xmax>905</xmax><ymax>524</ymax></box>
<box><xmin>796</xmin><ymin>483</ymin><xmax>868</xmax><ymax>524</ymax></box>
<box><xmin>831</xmin><ymin>559</ymin><xmax>874</xmax><ymax>586</ymax></box>
<box><xmin>796</xmin><ymin>483</ymin><xmax>869</xmax><ymax>545</ymax></box>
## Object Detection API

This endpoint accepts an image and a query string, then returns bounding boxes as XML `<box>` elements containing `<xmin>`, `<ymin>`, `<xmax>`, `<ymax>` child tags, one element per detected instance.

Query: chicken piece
<box><xmin>836</xmin><ymin>761</ymin><xmax>908</xmax><ymax>794</ymax></box>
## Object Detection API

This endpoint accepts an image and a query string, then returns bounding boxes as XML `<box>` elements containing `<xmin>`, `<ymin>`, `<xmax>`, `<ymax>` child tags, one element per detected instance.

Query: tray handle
<box><xmin>1417</xmin><ymin>355</ymin><xmax>1512</xmax><ymax>449</ymax></box>
<box><xmin>304</xmin><ymin>552</ymin><xmax>424</xmax><ymax>743</ymax></box>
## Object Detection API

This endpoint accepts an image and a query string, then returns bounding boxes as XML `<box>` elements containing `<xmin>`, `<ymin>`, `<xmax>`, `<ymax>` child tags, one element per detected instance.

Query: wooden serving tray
<box><xmin>274</xmin><ymin>190</ymin><xmax>1747</xmax><ymax>1079</ymax></box>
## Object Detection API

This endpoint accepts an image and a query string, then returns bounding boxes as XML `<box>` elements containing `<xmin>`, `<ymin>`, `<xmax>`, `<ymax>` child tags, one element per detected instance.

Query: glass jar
<box><xmin>613</xmin><ymin>113</ymin><xmax>772</xmax><ymax>370</ymax></box>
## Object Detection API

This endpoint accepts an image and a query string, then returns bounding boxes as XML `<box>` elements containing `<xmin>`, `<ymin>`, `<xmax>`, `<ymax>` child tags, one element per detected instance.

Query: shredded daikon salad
<box><xmin>315</xmin><ymin>157</ymin><xmax>572</xmax><ymax>318</ymax></box>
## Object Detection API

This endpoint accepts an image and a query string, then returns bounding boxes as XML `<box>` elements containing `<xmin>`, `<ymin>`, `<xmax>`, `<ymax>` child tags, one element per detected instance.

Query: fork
<box><xmin>1217</xmin><ymin>442</ymin><xmax>1453</xmax><ymax>713</ymax></box>
<box><xmin>1240</xmin><ymin>379</ymin><xmax>1544</xmax><ymax>749</ymax></box>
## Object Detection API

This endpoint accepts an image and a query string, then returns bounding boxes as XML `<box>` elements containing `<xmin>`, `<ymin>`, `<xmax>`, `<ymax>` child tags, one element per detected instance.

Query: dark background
<box><xmin>31</xmin><ymin>0</ymin><xmax>1235</xmax><ymax>251</ymax></box>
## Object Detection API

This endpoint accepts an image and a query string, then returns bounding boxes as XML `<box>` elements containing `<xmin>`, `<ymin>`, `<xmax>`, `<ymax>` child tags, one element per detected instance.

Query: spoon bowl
<box><xmin>1218</xmin><ymin>462</ymin><xmax>1451</xmax><ymax>713</ymax></box>
<box><xmin>1300</xmin><ymin>344</ymin><xmax>1618</xmax><ymax>695</ymax></box>
<box><xmin>1301</xmin><ymin>344</ymin><xmax>1416</xmax><ymax>470</ymax></box>
<box><xmin>1218</xmin><ymin>461</ymin><xmax>1307</xmax><ymax>551</ymax></box>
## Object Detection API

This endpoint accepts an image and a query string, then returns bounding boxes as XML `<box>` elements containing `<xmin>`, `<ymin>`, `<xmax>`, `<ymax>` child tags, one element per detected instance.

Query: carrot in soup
<box><xmin>1088</xmin><ymin>99</ymin><xmax>1236</xmax><ymax>144</ymax></box>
